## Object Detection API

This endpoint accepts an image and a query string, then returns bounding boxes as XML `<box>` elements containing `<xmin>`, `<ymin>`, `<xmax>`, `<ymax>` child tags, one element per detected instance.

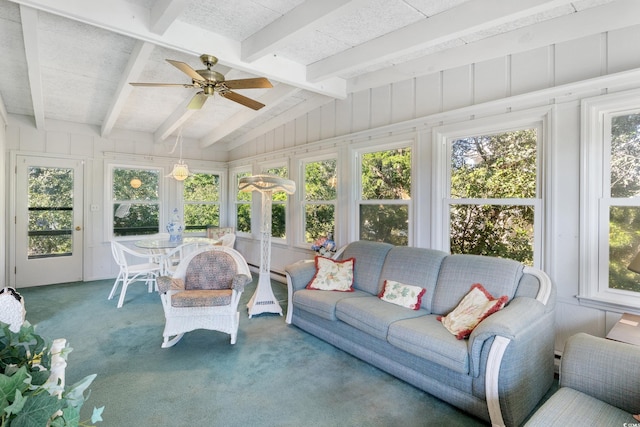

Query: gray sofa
<box><xmin>525</xmin><ymin>333</ymin><xmax>640</xmax><ymax>426</ymax></box>
<box><xmin>285</xmin><ymin>241</ymin><xmax>556</xmax><ymax>427</ymax></box>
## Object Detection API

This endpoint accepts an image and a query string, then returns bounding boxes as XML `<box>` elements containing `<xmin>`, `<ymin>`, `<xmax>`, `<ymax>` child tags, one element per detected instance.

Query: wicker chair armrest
<box><xmin>157</xmin><ymin>276</ymin><xmax>185</xmax><ymax>293</ymax></box>
<box><xmin>231</xmin><ymin>274</ymin><xmax>251</xmax><ymax>293</ymax></box>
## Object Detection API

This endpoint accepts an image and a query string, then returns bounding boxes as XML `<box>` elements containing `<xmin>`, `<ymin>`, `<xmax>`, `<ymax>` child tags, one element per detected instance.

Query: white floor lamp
<box><xmin>239</xmin><ymin>174</ymin><xmax>296</xmax><ymax>318</ymax></box>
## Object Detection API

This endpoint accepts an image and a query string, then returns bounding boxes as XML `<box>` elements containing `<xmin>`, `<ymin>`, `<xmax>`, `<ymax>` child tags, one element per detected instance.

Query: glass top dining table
<box><xmin>134</xmin><ymin>236</ymin><xmax>220</xmax><ymax>250</ymax></box>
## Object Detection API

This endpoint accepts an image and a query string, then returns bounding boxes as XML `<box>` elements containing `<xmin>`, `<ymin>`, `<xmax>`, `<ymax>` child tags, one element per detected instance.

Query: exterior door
<box><xmin>14</xmin><ymin>156</ymin><xmax>84</xmax><ymax>287</ymax></box>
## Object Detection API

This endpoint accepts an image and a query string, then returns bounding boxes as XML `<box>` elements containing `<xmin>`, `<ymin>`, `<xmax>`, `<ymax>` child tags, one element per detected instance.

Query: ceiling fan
<box><xmin>129</xmin><ymin>54</ymin><xmax>273</xmax><ymax>110</ymax></box>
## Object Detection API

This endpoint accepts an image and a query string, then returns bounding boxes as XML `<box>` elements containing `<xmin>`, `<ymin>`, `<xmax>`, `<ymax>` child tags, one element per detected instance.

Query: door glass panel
<box><xmin>28</xmin><ymin>167</ymin><xmax>73</xmax><ymax>258</ymax></box>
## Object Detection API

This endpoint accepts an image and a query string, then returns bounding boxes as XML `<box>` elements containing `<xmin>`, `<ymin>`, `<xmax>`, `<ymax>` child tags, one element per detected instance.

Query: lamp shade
<box><xmin>629</xmin><ymin>252</ymin><xmax>640</xmax><ymax>274</ymax></box>
<box><xmin>239</xmin><ymin>174</ymin><xmax>296</xmax><ymax>194</ymax></box>
<box><xmin>170</xmin><ymin>162</ymin><xmax>189</xmax><ymax>181</ymax></box>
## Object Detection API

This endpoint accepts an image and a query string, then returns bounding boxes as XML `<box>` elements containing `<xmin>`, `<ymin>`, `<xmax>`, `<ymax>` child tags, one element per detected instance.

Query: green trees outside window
<box><xmin>183</xmin><ymin>172</ymin><xmax>220</xmax><ymax>233</ymax></box>
<box><xmin>112</xmin><ymin>167</ymin><xmax>160</xmax><ymax>236</ymax></box>
<box><xmin>28</xmin><ymin>167</ymin><xmax>73</xmax><ymax>258</ymax></box>
<box><xmin>449</xmin><ymin>129</ymin><xmax>537</xmax><ymax>265</ymax></box>
<box><xmin>235</xmin><ymin>171</ymin><xmax>252</xmax><ymax>233</ymax></box>
<box><xmin>608</xmin><ymin>113</ymin><xmax>640</xmax><ymax>292</ymax></box>
<box><xmin>359</xmin><ymin>147</ymin><xmax>411</xmax><ymax>246</ymax></box>
<box><xmin>304</xmin><ymin>159</ymin><xmax>337</xmax><ymax>242</ymax></box>
<box><xmin>264</xmin><ymin>166</ymin><xmax>288</xmax><ymax>239</ymax></box>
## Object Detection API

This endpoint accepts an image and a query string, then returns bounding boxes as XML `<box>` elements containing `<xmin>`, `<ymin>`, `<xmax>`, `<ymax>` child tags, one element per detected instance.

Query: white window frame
<box><xmin>298</xmin><ymin>154</ymin><xmax>338</xmax><ymax>248</ymax></box>
<box><xmin>107</xmin><ymin>163</ymin><xmax>164</xmax><ymax>240</ymax></box>
<box><xmin>353</xmin><ymin>138</ymin><xmax>414</xmax><ymax>246</ymax></box>
<box><xmin>181</xmin><ymin>169</ymin><xmax>225</xmax><ymax>236</ymax></box>
<box><xmin>433</xmin><ymin>109</ymin><xmax>549</xmax><ymax>268</ymax></box>
<box><xmin>580</xmin><ymin>88</ymin><xmax>640</xmax><ymax>311</ymax></box>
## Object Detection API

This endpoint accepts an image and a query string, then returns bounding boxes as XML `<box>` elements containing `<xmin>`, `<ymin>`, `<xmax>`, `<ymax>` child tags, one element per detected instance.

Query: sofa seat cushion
<box><xmin>387</xmin><ymin>315</ymin><xmax>469</xmax><ymax>374</ymax></box>
<box><xmin>524</xmin><ymin>387</ymin><xmax>638</xmax><ymax>426</ymax></box>
<box><xmin>171</xmin><ymin>289</ymin><xmax>232</xmax><ymax>307</ymax></box>
<box><xmin>292</xmin><ymin>289</ymin><xmax>370</xmax><ymax>321</ymax></box>
<box><xmin>335</xmin><ymin>296</ymin><xmax>427</xmax><ymax>341</ymax></box>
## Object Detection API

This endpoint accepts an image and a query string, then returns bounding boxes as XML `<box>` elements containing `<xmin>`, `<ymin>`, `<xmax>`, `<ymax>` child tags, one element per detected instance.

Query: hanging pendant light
<box><xmin>170</xmin><ymin>161</ymin><xmax>189</xmax><ymax>181</ymax></box>
<box><xmin>167</xmin><ymin>127</ymin><xmax>189</xmax><ymax>181</ymax></box>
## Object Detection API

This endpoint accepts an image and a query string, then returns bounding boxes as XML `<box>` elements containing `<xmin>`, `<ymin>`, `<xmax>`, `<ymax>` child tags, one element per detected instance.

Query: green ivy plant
<box><xmin>0</xmin><ymin>321</ymin><xmax>104</xmax><ymax>426</ymax></box>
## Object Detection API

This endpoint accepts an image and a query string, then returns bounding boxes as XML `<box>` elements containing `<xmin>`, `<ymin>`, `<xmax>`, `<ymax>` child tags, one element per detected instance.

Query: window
<box><xmin>111</xmin><ymin>166</ymin><xmax>160</xmax><ymax>237</ymax></box>
<box><xmin>234</xmin><ymin>170</ymin><xmax>252</xmax><ymax>234</ymax></box>
<box><xmin>302</xmin><ymin>158</ymin><xmax>337</xmax><ymax>243</ymax></box>
<box><xmin>581</xmin><ymin>89</ymin><xmax>640</xmax><ymax>309</ymax></box>
<box><xmin>263</xmin><ymin>165</ymin><xmax>289</xmax><ymax>239</ymax></box>
<box><xmin>27</xmin><ymin>166</ymin><xmax>73</xmax><ymax>257</ymax></box>
<box><xmin>183</xmin><ymin>172</ymin><xmax>221</xmax><ymax>234</ymax></box>
<box><xmin>358</xmin><ymin>145</ymin><xmax>411</xmax><ymax>246</ymax></box>
<box><xmin>447</xmin><ymin>128</ymin><xmax>539</xmax><ymax>265</ymax></box>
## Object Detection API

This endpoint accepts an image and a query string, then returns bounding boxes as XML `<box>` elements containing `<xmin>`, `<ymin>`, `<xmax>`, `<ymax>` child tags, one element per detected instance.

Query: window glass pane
<box><xmin>113</xmin><ymin>203</ymin><xmax>159</xmax><ymax>236</ymax></box>
<box><xmin>236</xmin><ymin>172</ymin><xmax>251</xmax><ymax>202</ymax></box>
<box><xmin>359</xmin><ymin>204</ymin><xmax>408</xmax><ymax>246</ymax></box>
<box><xmin>183</xmin><ymin>173</ymin><xmax>220</xmax><ymax>234</ymax></box>
<box><xmin>451</xmin><ymin>130</ymin><xmax>537</xmax><ymax>199</ymax></box>
<box><xmin>28</xmin><ymin>167</ymin><xmax>73</xmax><ymax>258</ymax></box>
<box><xmin>184</xmin><ymin>204</ymin><xmax>219</xmax><ymax>233</ymax></box>
<box><xmin>610</xmin><ymin>113</ymin><xmax>640</xmax><ymax>198</ymax></box>
<box><xmin>237</xmin><ymin>203</ymin><xmax>251</xmax><ymax>233</ymax></box>
<box><xmin>361</xmin><ymin>148</ymin><xmax>411</xmax><ymax>200</ymax></box>
<box><xmin>113</xmin><ymin>168</ymin><xmax>159</xmax><ymax>200</ymax></box>
<box><xmin>272</xmin><ymin>204</ymin><xmax>286</xmax><ymax>238</ymax></box>
<box><xmin>449</xmin><ymin>204</ymin><xmax>534</xmax><ymax>264</ymax></box>
<box><xmin>112</xmin><ymin>167</ymin><xmax>159</xmax><ymax>237</ymax></box>
<box><xmin>305</xmin><ymin>204</ymin><xmax>335</xmax><ymax>243</ymax></box>
<box><xmin>305</xmin><ymin>159</ymin><xmax>337</xmax><ymax>201</ymax></box>
<box><xmin>609</xmin><ymin>206</ymin><xmax>640</xmax><ymax>292</ymax></box>
<box><xmin>184</xmin><ymin>173</ymin><xmax>220</xmax><ymax>201</ymax></box>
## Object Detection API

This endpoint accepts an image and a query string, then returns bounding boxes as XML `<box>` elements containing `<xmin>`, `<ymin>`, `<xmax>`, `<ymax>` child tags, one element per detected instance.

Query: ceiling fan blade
<box><xmin>166</xmin><ymin>59</ymin><xmax>205</xmax><ymax>81</ymax></box>
<box><xmin>220</xmin><ymin>91</ymin><xmax>265</xmax><ymax>110</ymax></box>
<box><xmin>223</xmin><ymin>77</ymin><xmax>273</xmax><ymax>90</ymax></box>
<box><xmin>187</xmin><ymin>92</ymin><xmax>208</xmax><ymax>110</ymax></box>
<box><xmin>129</xmin><ymin>83</ymin><xmax>194</xmax><ymax>88</ymax></box>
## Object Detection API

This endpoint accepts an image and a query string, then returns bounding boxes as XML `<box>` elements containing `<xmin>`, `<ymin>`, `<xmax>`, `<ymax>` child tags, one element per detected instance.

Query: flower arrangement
<box><xmin>311</xmin><ymin>233</ymin><xmax>336</xmax><ymax>257</ymax></box>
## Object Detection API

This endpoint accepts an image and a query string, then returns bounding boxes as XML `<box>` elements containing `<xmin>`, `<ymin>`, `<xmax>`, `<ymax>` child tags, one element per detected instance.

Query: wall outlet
<box><xmin>90</xmin><ymin>204</ymin><xmax>99</xmax><ymax>212</ymax></box>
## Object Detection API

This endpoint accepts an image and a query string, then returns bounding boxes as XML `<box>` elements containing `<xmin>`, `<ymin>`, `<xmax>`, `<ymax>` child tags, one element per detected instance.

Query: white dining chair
<box><xmin>108</xmin><ymin>241</ymin><xmax>162</xmax><ymax>308</ymax></box>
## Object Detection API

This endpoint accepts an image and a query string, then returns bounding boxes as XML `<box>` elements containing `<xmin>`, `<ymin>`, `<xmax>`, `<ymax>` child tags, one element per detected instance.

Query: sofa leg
<box><xmin>486</xmin><ymin>336</ymin><xmax>510</xmax><ymax>427</ymax></box>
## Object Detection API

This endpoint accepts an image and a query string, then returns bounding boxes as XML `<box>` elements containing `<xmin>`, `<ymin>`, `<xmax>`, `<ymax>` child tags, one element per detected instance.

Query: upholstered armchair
<box><xmin>156</xmin><ymin>246</ymin><xmax>252</xmax><ymax>348</ymax></box>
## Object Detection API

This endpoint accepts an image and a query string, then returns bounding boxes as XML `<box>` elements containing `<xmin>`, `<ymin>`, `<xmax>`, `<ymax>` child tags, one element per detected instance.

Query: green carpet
<box><xmin>18</xmin><ymin>276</ymin><xmax>491</xmax><ymax>426</ymax></box>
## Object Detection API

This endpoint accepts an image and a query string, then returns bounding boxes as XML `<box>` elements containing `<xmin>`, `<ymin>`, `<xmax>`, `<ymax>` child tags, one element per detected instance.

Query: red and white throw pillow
<box><xmin>306</xmin><ymin>256</ymin><xmax>355</xmax><ymax>292</ymax></box>
<box><xmin>378</xmin><ymin>280</ymin><xmax>426</xmax><ymax>310</ymax></box>
<box><xmin>438</xmin><ymin>283</ymin><xmax>508</xmax><ymax>339</ymax></box>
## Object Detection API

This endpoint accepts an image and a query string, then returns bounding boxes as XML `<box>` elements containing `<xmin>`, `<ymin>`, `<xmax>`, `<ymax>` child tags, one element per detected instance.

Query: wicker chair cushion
<box><xmin>184</xmin><ymin>252</ymin><xmax>236</xmax><ymax>291</ymax></box>
<box><xmin>171</xmin><ymin>289</ymin><xmax>233</xmax><ymax>307</ymax></box>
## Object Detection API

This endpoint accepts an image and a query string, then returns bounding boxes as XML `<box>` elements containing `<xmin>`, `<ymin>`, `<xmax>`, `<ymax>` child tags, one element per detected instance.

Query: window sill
<box><xmin>577</xmin><ymin>294</ymin><xmax>640</xmax><ymax>315</ymax></box>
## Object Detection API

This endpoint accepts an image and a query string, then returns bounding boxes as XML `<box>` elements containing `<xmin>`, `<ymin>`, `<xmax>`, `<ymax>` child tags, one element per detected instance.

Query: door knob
<box><xmin>75</xmin><ymin>226</ymin><xmax>82</xmax><ymax>231</ymax></box>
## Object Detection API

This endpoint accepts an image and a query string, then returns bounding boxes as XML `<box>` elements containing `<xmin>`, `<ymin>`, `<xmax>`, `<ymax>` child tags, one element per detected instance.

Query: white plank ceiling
<box><xmin>0</xmin><ymin>0</ymin><xmax>634</xmax><ymax>150</ymax></box>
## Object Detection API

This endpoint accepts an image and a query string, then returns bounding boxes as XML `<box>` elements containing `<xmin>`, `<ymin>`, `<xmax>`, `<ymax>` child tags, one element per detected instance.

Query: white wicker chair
<box><xmin>156</xmin><ymin>246</ymin><xmax>251</xmax><ymax>348</ymax></box>
<box><xmin>108</xmin><ymin>241</ymin><xmax>162</xmax><ymax>308</ymax></box>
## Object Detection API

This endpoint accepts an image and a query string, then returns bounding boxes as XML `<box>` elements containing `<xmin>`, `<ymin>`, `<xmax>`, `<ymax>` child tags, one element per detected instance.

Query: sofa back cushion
<box><xmin>432</xmin><ymin>254</ymin><xmax>523</xmax><ymax>315</ymax></box>
<box><xmin>378</xmin><ymin>247</ymin><xmax>448</xmax><ymax>312</ymax></box>
<box><xmin>341</xmin><ymin>241</ymin><xmax>393</xmax><ymax>295</ymax></box>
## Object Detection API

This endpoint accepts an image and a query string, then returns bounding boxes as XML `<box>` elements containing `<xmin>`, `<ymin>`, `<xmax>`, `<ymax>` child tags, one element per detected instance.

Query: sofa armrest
<box><xmin>468</xmin><ymin>297</ymin><xmax>546</xmax><ymax>375</ymax></box>
<box><xmin>560</xmin><ymin>332</ymin><xmax>640</xmax><ymax>414</ymax></box>
<box><xmin>285</xmin><ymin>260</ymin><xmax>316</xmax><ymax>292</ymax></box>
